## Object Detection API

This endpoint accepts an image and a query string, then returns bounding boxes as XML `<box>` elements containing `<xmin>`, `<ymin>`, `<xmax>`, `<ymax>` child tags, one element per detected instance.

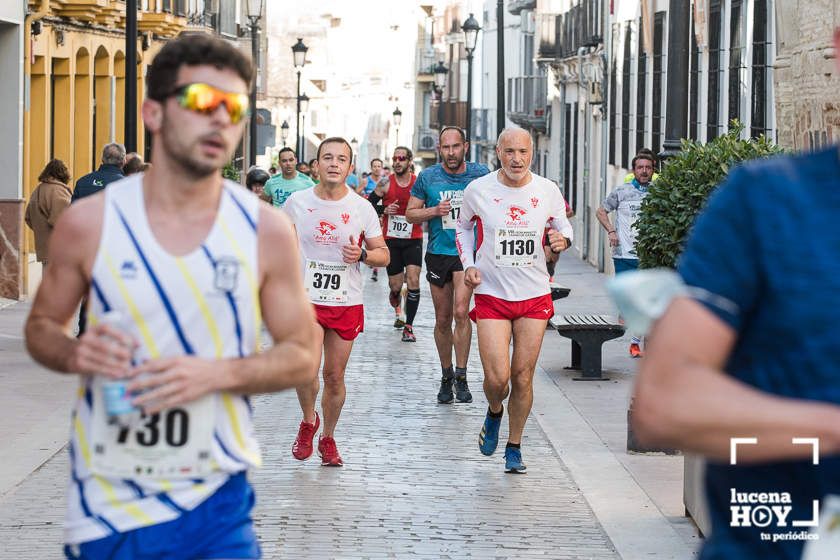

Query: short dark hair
<box><xmin>394</xmin><ymin>146</ymin><xmax>414</xmax><ymax>161</ymax></box>
<box><xmin>370</xmin><ymin>158</ymin><xmax>383</xmax><ymax>167</ymax></box>
<box><xmin>146</xmin><ymin>33</ymin><xmax>254</xmax><ymax>102</ymax></box>
<box><xmin>38</xmin><ymin>159</ymin><xmax>71</xmax><ymax>184</ymax></box>
<box><xmin>308</xmin><ymin>158</ymin><xmax>318</xmax><ymax>167</ymax></box>
<box><xmin>278</xmin><ymin>147</ymin><xmax>295</xmax><ymax>159</ymax></box>
<box><xmin>318</xmin><ymin>137</ymin><xmax>354</xmax><ymax>161</ymax></box>
<box><xmin>632</xmin><ymin>153</ymin><xmax>656</xmax><ymax>169</ymax></box>
<box><xmin>439</xmin><ymin>125</ymin><xmax>466</xmax><ymax>143</ymax></box>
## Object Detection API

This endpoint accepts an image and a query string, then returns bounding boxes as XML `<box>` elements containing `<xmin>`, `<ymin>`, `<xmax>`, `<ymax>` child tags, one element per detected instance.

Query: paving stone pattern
<box><xmin>0</xmin><ymin>272</ymin><xmax>618</xmax><ymax>559</ymax></box>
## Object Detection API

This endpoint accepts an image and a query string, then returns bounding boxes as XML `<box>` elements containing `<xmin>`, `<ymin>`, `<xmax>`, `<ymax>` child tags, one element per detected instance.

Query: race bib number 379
<box><xmin>305</xmin><ymin>260</ymin><xmax>349</xmax><ymax>303</ymax></box>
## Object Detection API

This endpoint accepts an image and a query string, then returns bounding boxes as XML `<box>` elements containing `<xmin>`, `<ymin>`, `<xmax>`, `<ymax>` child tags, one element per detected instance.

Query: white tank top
<box><xmin>65</xmin><ymin>175</ymin><xmax>262</xmax><ymax>545</ymax></box>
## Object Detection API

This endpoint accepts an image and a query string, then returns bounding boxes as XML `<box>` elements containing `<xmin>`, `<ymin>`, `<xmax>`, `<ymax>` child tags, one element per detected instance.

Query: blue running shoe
<box><xmin>478</xmin><ymin>408</ymin><xmax>503</xmax><ymax>456</ymax></box>
<box><xmin>504</xmin><ymin>446</ymin><xmax>527</xmax><ymax>473</ymax></box>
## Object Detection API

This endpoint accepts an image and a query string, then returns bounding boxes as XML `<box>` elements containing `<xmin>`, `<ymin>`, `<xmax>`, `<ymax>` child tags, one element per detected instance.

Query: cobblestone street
<box><xmin>0</xmin><ymin>271</ymin><xmax>620</xmax><ymax>559</ymax></box>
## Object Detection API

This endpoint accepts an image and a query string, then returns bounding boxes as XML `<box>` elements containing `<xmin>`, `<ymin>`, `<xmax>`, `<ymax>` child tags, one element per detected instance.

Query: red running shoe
<box><xmin>629</xmin><ymin>343</ymin><xmax>644</xmax><ymax>358</ymax></box>
<box><xmin>292</xmin><ymin>412</ymin><xmax>320</xmax><ymax>460</ymax></box>
<box><xmin>318</xmin><ymin>435</ymin><xmax>343</xmax><ymax>467</ymax></box>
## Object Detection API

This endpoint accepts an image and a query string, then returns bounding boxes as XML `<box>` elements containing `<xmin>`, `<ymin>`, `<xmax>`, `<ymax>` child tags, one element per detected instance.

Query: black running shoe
<box><xmin>454</xmin><ymin>376</ymin><xmax>473</xmax><ymax>403</ymax></box>
<box><xmin>437</xmin><ymin>375</ymin><xmax>454</xmax><ymax>404</ymax></box>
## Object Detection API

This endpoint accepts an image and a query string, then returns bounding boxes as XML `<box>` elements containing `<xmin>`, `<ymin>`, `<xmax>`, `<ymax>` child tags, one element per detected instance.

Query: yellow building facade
<box><xmin>22</xmin><ymin>0</ymin><xmax>187</xmax><ymax>295</ymax></box>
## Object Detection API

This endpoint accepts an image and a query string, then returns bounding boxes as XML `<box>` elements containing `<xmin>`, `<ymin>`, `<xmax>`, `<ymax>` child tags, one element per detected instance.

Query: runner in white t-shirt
<box><xmin>455</xmin><ymin>127</ymin><xmax>572</xmax><ymax>473</ymax></box>
<box><xmin>284</xmin><ymin>137</ymin><xmax>389</xmax><ymax>467</ymax></box>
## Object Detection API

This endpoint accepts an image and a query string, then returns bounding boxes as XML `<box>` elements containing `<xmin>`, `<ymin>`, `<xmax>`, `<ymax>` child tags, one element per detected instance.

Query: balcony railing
<box><xmin>507</xmin><ymin>76</ymin><xmax>548</xmax><ymax>131</ymax></box>
<box><xmin>430</xmin><ymin>101</ymin><xmax>468</xmax><ymax>131</ymax></box>
<box><xmin>556</xmin><ymin>0</ymin><xmax>603</xmax><ymax>59</ymax></box>
<box><xmin>416</xmin><ymin>47</ymin><xmax>437</xmax><ymax>75</ymax></box>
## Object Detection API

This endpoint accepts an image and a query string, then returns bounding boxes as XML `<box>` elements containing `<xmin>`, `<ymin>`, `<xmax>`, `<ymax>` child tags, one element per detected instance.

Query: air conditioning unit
<box><xmin>418</xmin><ymin>130</ymin><xmax>436</xmax><ymax>151</ymax></box>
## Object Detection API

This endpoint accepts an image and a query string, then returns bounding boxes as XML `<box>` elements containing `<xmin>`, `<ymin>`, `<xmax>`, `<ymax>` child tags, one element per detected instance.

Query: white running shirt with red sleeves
<box><xmin>285</xmin><ymin>186</ymin><xmax>383</xmax><ymax>307</ymax></box>
<box><xmin>455</xmin><ymin>171</ymin><xmax>573</xmax><ymax>301</ymax></box>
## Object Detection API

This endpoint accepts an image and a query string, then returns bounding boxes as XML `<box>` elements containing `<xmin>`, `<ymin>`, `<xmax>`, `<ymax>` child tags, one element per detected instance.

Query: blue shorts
<box><xmin>613</xmin><ymin>258</ymin><xmax>639</xmax><ymax>274</ymax></box>
<box><xmin>64</xmin><ymin>472</ymin><xmax>260</xmax><ymax>560</ymax></box>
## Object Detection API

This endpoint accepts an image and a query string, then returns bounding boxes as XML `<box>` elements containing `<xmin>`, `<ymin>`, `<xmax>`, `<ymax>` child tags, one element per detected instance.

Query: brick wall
<box><xmin>774</xmin><ymin>1</ymin><xmax>840</xmax><ymax>149</ymax></box>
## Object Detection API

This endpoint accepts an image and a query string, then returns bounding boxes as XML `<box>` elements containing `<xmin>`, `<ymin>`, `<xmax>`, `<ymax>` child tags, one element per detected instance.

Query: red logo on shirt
<box><xmin>530</xmin><ymin>197</ymin><xmax>540</xmax><ymax>209</ymax></box>
<box><xmin>341</xmin><ymin>212</ymin><xmax>350</xmax><ymax>224</ymax></box>
<box><xmin>314</xmin><ymin>220</ymin><xmax>340</xmax><ymax>245</ymax></box>
<box><xmin>506</xmin><ymin>205</ymin><xmax>528</xmax><ymax>223</ymax></box>
<box><xmin>316</xmin><ymin>221</ymin><xmax>337</xmax><ymax>236</ymax></box>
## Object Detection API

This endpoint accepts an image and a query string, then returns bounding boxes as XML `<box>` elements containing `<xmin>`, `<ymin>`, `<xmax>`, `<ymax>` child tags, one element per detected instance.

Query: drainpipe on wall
<box><xmin>577</xmin><ymin>46</ymin><xmax>590</xmax><ymax>262</ymax></box>
<box><xmin>598</xmin><ymin>0</ymin><xmax>611</xmax><ymax>273</ymax></box>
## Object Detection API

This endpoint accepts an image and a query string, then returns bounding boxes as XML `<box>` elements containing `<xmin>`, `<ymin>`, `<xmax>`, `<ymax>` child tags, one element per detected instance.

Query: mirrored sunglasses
<box><xmin>169</xmin><ymin>82</ymin><xmax>250</xmax><ymax>124</ymax></box>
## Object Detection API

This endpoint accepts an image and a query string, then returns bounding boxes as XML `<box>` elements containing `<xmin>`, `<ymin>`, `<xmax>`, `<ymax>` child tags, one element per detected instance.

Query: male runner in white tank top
<box><xmin>285</xmin><ymin>137</ymin><xmax>389</xmax><ymax>467</ymax></box>
<box><xmin>24</xmin><ymin>34</ymin><xmax>319</xmax><ymax>559</ymax></box>
<box><xmin>456</xmin><ymin>128</ymin><xmax>573</xmax><ymax>473</ymax></box>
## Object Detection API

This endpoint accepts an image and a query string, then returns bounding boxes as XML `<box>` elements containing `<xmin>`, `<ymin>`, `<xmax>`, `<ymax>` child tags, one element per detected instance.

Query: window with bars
<box><xmin>652</xmin><ymin>12</ymin><xmax>665</xmax><ymax>154</ymax></box>
<box><xmin>219</xmin><ymin>0</ymin><xmax>236</xmax><ymax>37</ymax></box>
<box><xmin>707</xmin><ymin>0</ymin><xmax>723</xmax><ymax>140</ymax></box>
<box><xmin>635</xmin><ymin>17</ymin><xmax>647</xmax><ymax>155</ymax></box>
<box><xmin>751</xmin><ymin>0</ymin><xmax>771</xmax><ymax>138</ymax></box>
<box><xmin>621</xmin><ymin>23</ymin><xmax>632</xmax><ymax>169</ymax></box>
<box><xmin>571</xmin><ymin>104</ymin><xmax>579</xmax><ymax>213</ymax></box>
<box><xmin>608</xmin><ymin>23</ymin><xmax>619</xmax><ymax>166</ymax></box>
<box><xmin>728</xmin><ymin>0</ymin><xmax>746</xmax><ymax>125</ymax></box>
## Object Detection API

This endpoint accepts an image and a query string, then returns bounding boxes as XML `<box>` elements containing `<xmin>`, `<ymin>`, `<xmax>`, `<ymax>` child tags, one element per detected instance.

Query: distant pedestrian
<box><xmin>623</xmin><ymin>148</ymin><xmax>660</xmax><ymax>184</ymax></box>
<box><xmin>308</xmin><ymin>158</ymin><xmax>320</xmax><ymax>184</ymax></box>
<box><xmin>24</xmin><ymin>159</ymin><xmax>72</xmax><ymax>266</ymax></box>
<box><xmin>246</xmin><ymin>166</ymin><xmax>271</xmax><ymax>196</ymax></box>
<box><xmin>596</xmin><ymin>151</ymin><xmax>655</xmax><ymax>357</ymax></box>
<box><xmin>72</xmin><ymin>142</ymin><xmax>126</xmax><ymax>202</ymax></box>
<box><xmin>263</xmin><ymin>147</ymin><xmax>315</xmax><ymax>208</ymax></box>
<box><xmin>269</xmin><ymin>166</ymin><xmax>277</xmax><ymax>176</ymax></box>
<box><xmin>296</xmin><ymin>161</ymin><xmax>311</xmax><ymax>176</ymax></box>
<box><xmin>122</xmin><ymin>152</ymin><xmax>144</xmax><ymax>175</ymax></box>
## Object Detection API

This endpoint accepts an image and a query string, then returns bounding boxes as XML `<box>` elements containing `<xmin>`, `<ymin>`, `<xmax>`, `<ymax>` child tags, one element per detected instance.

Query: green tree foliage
<box><xmin>635</xmin><ymin>122</ymin><xmax>782</xmax><ymax>269</ymax></box>
<box><xmin>222</xmin><ymin>161</ymin><xmax>241</xmax><ymax>182</ymax></box>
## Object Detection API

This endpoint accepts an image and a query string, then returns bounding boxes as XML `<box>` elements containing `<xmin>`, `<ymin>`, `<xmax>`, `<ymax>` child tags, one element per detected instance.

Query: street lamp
<box><xmin>462</xmin><ymin>13</ymin><xmax>481</xmax><ymax>145</ymax></box>
<box><xmin>298</xmin><ymin>92</ymin><xmax>310</xmax><ymax>161</ymax></box>
<box><xmin>392</xmin><ymin>106</ymin><xmax>402</xmax><ymax>146</ymax></box>
<box><xmin>292</xmin><ymin>38</ymin><xmax>308</xmax><ymax>161</ymax></box>
<box><xmin>246</xmin><ymin>0</ymin><xmax>264</xmax><ymax>168</ymax></box>
<box><xmin>433</xmin><ymin>61</ymin><xmax>448</xmax><ymax>133</ymax></box>
<box><xmin>280</xmin><ymin>120</ymin><xmax>289</xmax><ymax>147</ymax></box>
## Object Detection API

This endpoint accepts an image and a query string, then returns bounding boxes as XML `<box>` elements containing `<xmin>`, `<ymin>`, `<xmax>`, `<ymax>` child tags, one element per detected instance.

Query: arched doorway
<box><xmin>94</xmin><ymin>45</ymin><xmax>112</xmax><ymax>168</ymax></box>
<box><xmin>74</xmin><ymin>47</ymin><xmax>92</xmax><ymax>180</ymax></box>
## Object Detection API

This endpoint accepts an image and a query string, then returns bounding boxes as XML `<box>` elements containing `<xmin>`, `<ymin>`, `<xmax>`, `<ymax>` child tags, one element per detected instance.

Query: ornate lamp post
<box><xmin>392</xmin><ymin>106</ymin><xmax>402</xmax><ymax>146</ymax></box>
<box><xmin>433</xmin><ymin>61</ymin><xmax>448</xmax><ymax>132</ymax></box>
<box><xmin>298</xmin><ymin>92</ymin><xmax>310</xmax><ymax>161</ymax></box>
<box><xmin>246</xmin><ymin>0</ymin><xmax>264</xmax><ymax>167</ymax></box>
<box><xmin>462</xmin><ymin>13</ymin><xmax>481</xmax><ymax>144</ymax></box>
<box><xmin>280</xmin><ymin>120</ymin><xmax>289</xmax><ymax>147</ymax></box>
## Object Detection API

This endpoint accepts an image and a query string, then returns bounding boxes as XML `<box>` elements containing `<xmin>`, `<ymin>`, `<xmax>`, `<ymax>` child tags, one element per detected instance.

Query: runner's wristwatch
<box><xmin>359</xmin><ymin>248</ymin><xmax>368</xmax><ymax>264</ymax></box>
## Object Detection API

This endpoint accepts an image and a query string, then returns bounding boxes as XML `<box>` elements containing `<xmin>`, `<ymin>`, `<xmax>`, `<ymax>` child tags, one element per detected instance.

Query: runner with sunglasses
<box><xmin>24</xmin><ymin>34</ymin><xmax>319</xmax><ymax>559</ymax></box>
<box><xmin>368</xmin><ymin>146</ymin><xmax>422</xmax><ymax>341</ymax></box>
<box><xmin>406</xmin><ymin>126</ymin><xmax>489</xmax><ymax>404</ymax></box>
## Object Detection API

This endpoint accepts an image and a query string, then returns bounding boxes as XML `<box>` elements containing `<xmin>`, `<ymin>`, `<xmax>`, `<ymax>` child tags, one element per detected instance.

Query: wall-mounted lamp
<box><xmin>31</xmin><ymin>20</ymin><xmax>42</xmax><ymax>36</ymax></box>
<box><xmin>55</xmin><ymin>29</ymin><xmax>64</xmax><ymax>46</ymax></box>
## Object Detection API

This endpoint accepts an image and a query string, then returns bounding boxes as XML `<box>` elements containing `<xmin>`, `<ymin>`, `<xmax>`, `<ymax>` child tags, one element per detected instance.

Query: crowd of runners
<box><xmin>24</xmin><ymin>34</ymin><xmax>578</xmax><ymax>558</ymax></box>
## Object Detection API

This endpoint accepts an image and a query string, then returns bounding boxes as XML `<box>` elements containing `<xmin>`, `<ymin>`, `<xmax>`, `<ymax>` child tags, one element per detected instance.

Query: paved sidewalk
<box><xmin>0</xmin><ymin>254</ymin><xmax>699</xmax><ymax>558</ymax></box>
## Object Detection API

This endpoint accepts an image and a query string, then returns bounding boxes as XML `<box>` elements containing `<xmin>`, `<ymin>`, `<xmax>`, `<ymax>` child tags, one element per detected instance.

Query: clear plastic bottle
<box><xmin>99</xmin><ymin>311</ymin><xmax>140</xmax><ymax>427</ymax></box>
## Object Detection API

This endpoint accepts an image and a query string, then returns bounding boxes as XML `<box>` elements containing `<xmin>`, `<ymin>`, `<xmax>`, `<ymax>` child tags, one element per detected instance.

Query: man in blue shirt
<box><xmin>71</xmin><ymin>143</ymin><xmax>126</xmax><ymax>202</ymax></box>
<box><xmin>263</xmin><ymin>147</ymin><xmax>315</xmax><ymax>208</ymax></box>
<box><xmin>634</xmin><ymin>144</ymin><xmax>840</xmax><ymax>556</ymax></box>
<box><xmin>407</xmin><ymin>126</ymin><xmax>489</xmax><ymax>404</ymax></box>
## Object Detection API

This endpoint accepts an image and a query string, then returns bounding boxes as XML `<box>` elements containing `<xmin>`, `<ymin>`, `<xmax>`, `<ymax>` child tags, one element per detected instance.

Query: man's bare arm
<box><xmin>362</xmin><ymin>235</ymin><xmax>389</xmax><ymax>267</ymax></box>
<box><xmin>595</xmin><ymin>206</ymin><xmax>613</xmax><ymax>232</ymax></box>
<box><xmin>633</xmin><ymin>297</ymin><xmax>840</xmax><ymax>463</ymax></box>
<box><xmin>406</xmin><ymin>196</ymin><xmax>446</xmax><ymax>224</ymax></box>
